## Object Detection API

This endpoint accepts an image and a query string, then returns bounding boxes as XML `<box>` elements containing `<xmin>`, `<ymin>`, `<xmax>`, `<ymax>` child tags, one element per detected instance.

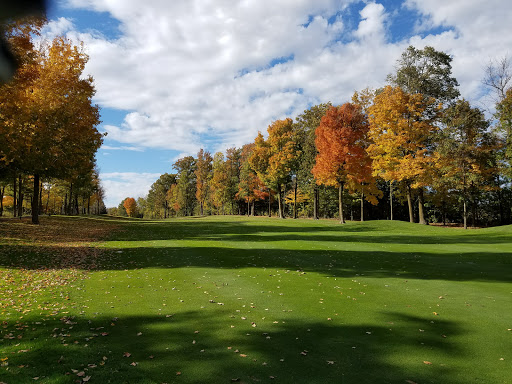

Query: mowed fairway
<box><xmin>1</xmin><ymin>216</ymin><xmax>511</xmax><ymax>383</ymax></box>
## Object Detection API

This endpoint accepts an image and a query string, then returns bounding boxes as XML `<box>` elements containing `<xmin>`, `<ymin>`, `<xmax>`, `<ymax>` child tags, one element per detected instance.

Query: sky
<box><xmin>44</xmin><ymin>0</ymin><xmax>512</xmax><ymax>207</ymax></box>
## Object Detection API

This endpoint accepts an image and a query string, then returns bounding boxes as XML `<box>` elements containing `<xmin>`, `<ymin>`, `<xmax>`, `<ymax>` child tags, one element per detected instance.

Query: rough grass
<box><xmin>1</xmin><ymin>215</ymin><xmax>511</xmax><ymax>384</ymax></box>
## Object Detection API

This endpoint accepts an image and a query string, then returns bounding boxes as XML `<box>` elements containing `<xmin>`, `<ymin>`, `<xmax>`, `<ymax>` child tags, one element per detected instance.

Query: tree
<box><xmin>0</xmin><ymin>21</ymin><xmax>103</xmax><ymax>224</ymax></box>
<box><xmin>147</xmin><ymin>173</ymin><xmax>176</xmax><ymax>218</ymax></box>
<box><xmin>483</xmin><ymin>56</ymin><xmax>511</xmax><ymax>102</ymax></box>
<box><xmin>123</xmin><ymin>197</ymin><xmax>137</xmax><ymax>218</ymax></box>
<box><xmin>250</xmin><ymin>118</ymin><xmax>299</xmax><ymax>218</ymax></box>
<box><xmin>173</xmin><ymin>156</ymin><xmax>196</xmax><ymax>216</ymax></box>
<box><xmin>225</xmin><ymin>147</ymin><xmax>242</xmax><ymax>214</ymax></box>
<box><xmin>368</xmin><ymin>86</ymin><xmax>439</xmax><ymax>224</ymax></box>
<box><xmin>312</xmin><ymin>103</ymin><xmax>370</xmax><ymax>224</ymax></box>
<box><xmin>439</xmin><ymin>100</ymin><xmax>494</xmax><ymax>228</ymax></box>
<box><xmin>388</xmin><ymin>45</ymin><xmax>460</xmax><ymax>112</ymax></box>
<box><xmin>294</xmin><ymin>103</ymin><xmax>332</xmax><ymax>219</ymax></box>
<box><xmin>237</xmin><ymin>143</ymin><xmax>267</xmax><ymax>215</ymax></box>
<box><xmin>210</xmin><ymin>152</ymin><xmax>229</xmax><ymax>214</ymax></box>
<box><xmin>495</xmin><ymin>89</ymin><xmax>512</xmax><ymax>173</ymax></box>
<box><xmin>195</xmin><ymin>149</ymin><xmax>213</xmax><ymax>216</ymax></box>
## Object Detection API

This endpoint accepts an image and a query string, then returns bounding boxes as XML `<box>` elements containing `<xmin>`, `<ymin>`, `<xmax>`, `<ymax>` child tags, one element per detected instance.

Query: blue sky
<box><xmin>44</xmin><ymin>0</ymin><xmax>512</xmax><ymax>207</ymax></box>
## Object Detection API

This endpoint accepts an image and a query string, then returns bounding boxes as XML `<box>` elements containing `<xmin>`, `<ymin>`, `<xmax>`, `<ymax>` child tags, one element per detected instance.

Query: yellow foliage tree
<box><xmin>368</xmin><ymin>86</ymin><xmax>439</xmax><ymax>224</ymax></box>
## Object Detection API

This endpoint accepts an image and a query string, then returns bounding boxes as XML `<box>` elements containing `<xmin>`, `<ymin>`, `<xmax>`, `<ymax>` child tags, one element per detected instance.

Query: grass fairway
<box><xmin>1</xmin><ymin>216</ymin><xmax>511</xmax><ymax>383</ymax></box>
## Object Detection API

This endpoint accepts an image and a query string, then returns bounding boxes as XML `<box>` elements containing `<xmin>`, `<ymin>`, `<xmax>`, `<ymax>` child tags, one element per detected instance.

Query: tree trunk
<box><xmin>0</xmin><ymin>185</ymin><xmax>4</xmax><ymax>216</ymax></box>
<box><xmin>45</xmin><ymin>186</ymin><xmax>50</xmax><ymax>215</ymax></box>
<box><xmin>406</xmin><ymin>184</ymin><xmax>414</xmax><ymax>223</ymax></box>
<box><xmin>268</xmin><ymin>189</ymin><xmax>272</xmax><ymax>217</ymax></box>
<box><xmin>313</xmin><ymin>186</ymin><xmax>319</xmax><ymax>220</ymax></box>
<box><xmin>389</xmin><ymin>181</ymin><xmax>393</xmax><ymax>221</ymax></box>
<box><xmin>31</xmin><ymin>174</ymin><xmax>40</xmax><ymax>224</ymax></box>
<box><xmin>442</xmin><ymin>200</ymin><xmax>446</xmax><ymax>226</ymax></box>
<box><xmin>39</xmin><ymin>181</ymin><xmax>43</xmax><ymax>214</ymax></box>
<box><xmin>277</xmin><ymin>184</ymin><xmax>284</xmax><ymax>219</ymax></box>
<box><xmin>247</xmin><ymin>201</ymin><xmax>250</xmax><ymax>217</ymax></box>
<box><xmin>338</xmin><ymin>182</ymin><xmax>345</xmax><ymax>224</ymax></box>
<box><xmin>13</xmin><ymin>175</ymin><xmax>17</xmax><ymax>217</ymax></box>
<box><xmin>200</xmin><ymin>201</ymin><xmax>204</xmax><ymax>216</ymax></box>
<box><xmin>68</xmin><ymin>183</ymin><xmax>73</xmax><ymax>215</ymax></box>
<box><xmin>463</xmin><ymin>194</ymin><xmax>468</xmax><ymax>230</ymax></box>
<box><xmin>418</xmin><ymin>187</ymin><xmax>427</xmax><ymax>225</ymax></box>
<box><xmin>251</xmin><ymin>201</ymin><xmax>255</xmax><ymax>216</ymax></box>
<box><xmin>293</xmin><ymin>177</ymin><xmax>297</xmax><ymax>219</ymax></box>
<box><xmin>360</xmin><ymin>188</ymin><xmax>364</xmax><ymax>222</ymax></box>
<box><xmin>87</xmin><ymin>196</ymin><xmax>91</xmax><ymax>215</ymax></box>
<box><xmin>18</xmin><ymin>175</ymin><xmax>23</xmax><ymax>217</ymax></box>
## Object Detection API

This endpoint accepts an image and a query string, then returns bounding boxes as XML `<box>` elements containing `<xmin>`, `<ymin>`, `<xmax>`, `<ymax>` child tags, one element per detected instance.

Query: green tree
<box><xmin>147</xmin><ymin>173</ymin><xmax>176</xmax><ymax>218</ymax></box>
<box><xmin>388</xmin><ymin>45</ymin><xmax>460</xmax><ymax>113</ymax></box>
<box><xmin>439</xmin><ymin>100</ymin><xmax>495</xmax><ymax>228</ymax></box>
<box><xmin>195</xmin><ymin>149</ymin><xmax>213</xmax><ymax>216</ymax></box>
<box><xmin>173</xmin><ymin>156</ymin><xmax>196</xmax><ymax>216</ymax></box>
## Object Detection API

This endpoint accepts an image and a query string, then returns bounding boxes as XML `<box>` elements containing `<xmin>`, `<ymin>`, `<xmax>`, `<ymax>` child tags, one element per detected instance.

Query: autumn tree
<box><xmin>312</xmin><ymin>103</ymin><xmax>370</xmax><ymax>224</ymax></box>
<box><xmin>123</xmin><ymin>197</ymin><xmax>138</xmax><ymax>218</ymax></box>
<box><xmin>368</xmin><ymin>86</ymin><xmax>439</xmax><ymax>224</ymax></box>
<box><xmin>209</xmin><ymin>152</ymin><xmax>229</xmax><ymax>214</ymax></box>
<box><xmin>0</xmin><ymin>20</ymin><xmax>103</xmax><ymax>224</ymax></box>
<box><xmin>249</xmin><ymin>118</ymin><xmax>299</xmax><ymax>219</ymax></box>
<box><xmin>294</xmin><ymin>103</ymin><xmax>331</xmax><ymax>219</ymax></box>
<box><xmin>237</xmin><ymin>143</ymin><xmax>267</xmax><ymax>216</ymax></box>
<box><xmin>195</xmin><ymin>149</ymin><xmax>213</xmax><ymax>216</ymax></box>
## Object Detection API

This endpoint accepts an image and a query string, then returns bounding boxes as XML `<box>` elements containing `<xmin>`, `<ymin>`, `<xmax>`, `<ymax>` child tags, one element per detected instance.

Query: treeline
<box><xmin>116</xmin><ymin>45</ymin><xmax>511</xmax><ymax>227</ymax></box>
<box><xmin>0</xmin><ymin>18</ymin><xmax>105</xmax><ymax>222</ymax></box>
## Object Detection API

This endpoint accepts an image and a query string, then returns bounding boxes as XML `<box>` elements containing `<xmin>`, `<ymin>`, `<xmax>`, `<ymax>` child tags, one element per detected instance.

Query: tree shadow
<box><xmin>0</xmin><ymin>310</ymin><xmax>473</xmax><ymax>384</ymax></box>
<box><xmin>1</xmin><ymin>243</ymin><xmax>511</xmax><ymax>283</ymax></box>
<box><xmin>98</xmin><ymin>217</ymin><xmax>512</xmax><ymax>245</ymax></box>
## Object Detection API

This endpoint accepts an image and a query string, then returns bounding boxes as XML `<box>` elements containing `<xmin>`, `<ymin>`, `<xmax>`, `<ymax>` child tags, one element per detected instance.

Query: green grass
<box><xmin>1</xmin><ymin>216</ymin><xmax>511</xmax><ymax>383</ymax></box>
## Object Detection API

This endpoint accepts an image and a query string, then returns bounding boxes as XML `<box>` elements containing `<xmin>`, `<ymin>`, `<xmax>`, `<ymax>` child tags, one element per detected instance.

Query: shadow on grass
<box><xmin>0</xmin><ymin>310</ymin><xmax>468</xmax><ymax>384</ymax></box>
<box><xmin>97</xmin><ymin>217</ymin><xmax>512</xmax><ymax>245</ymax></box>
<box><xmin>1</xmin><ymin>243</ymin><xmax>511</xmax><ymax>283</ymax></box>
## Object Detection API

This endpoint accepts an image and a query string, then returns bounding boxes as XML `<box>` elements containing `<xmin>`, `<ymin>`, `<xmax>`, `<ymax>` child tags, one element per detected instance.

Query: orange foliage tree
<box><xmin>123</xmin><ymin>197</ymin><xmax>137</xmax><ymax>218</ymax></box>
<box><xmin>312</xmin><ymin>103</ymin><xmax>370</xmax><ymax>224</ymax></box>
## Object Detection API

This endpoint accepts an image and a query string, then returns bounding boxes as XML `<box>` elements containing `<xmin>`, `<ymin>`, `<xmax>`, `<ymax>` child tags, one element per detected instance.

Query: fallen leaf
<box><xmin>423</xmin><ymin>361</ymin><xmax>432</xmax><ymax>365</ymax></box>
<box><xmin>130</xmin><ymin>362</ymin><xmax>138</xmax><ymax>366</ymax></box>
<box><xmin>83</xmin><ymin>376</ymin><xmax>91</xmax><ymax>382</ymax></box>
<box><xmin>123</xmin><ymin>352</ymin><xmax>131</xmax><ymax>357</ymax></box>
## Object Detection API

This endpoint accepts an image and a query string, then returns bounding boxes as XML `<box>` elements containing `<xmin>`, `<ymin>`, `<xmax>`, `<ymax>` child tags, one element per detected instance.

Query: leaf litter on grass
<box><xmin>0</xmin><ymin>216</ymin><xmax>121</xmax><ymax>382</ymax></box>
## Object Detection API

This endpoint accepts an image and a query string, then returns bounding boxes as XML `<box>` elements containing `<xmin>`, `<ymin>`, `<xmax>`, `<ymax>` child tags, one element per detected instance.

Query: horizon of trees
<box><xmin>113</xmin><ymin>47</ymin><xmax>512</xmax><ymax>228</ymax></box>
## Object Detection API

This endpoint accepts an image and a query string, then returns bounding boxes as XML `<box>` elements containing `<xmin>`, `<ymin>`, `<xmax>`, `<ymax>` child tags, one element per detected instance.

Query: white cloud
<box><xmin>100</xmin><ymin>145</ymin><xmax>144</xmax><ymax>152</ymax></box>
<box><xmin>99</xmin><ymin>172</ymin><xmax>161</xmax><ymax>207</ymax></box>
